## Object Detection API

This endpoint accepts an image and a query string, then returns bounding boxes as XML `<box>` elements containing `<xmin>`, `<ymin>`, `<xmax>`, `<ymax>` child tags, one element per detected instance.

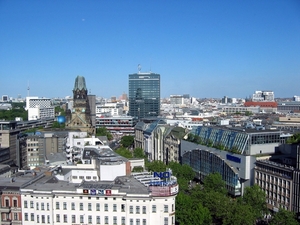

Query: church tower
<box><xmin>66</xmin><ymin>76</ymin><xmax>95</xmax><ymax>135</ymax></box>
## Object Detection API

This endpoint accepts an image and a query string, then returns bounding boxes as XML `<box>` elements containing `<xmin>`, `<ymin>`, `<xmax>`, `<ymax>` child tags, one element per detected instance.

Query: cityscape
<box><xmin>1</xmin><ymin>1</ymin><xmax>300</xmax><ymax>225</ymax></box>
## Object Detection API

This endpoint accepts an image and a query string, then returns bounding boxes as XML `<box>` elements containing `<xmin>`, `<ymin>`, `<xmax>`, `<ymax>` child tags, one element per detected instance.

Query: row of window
<box><xmin>24</xmin><ymin>201</ymin><xmax>169</xmax><ymax>213</ymax></box>
<box><xmin>4</xmin><ymin>198</ymin><xmax>18</xmax><ymax>207</ymax></box>
<box><xmin>24</xmin><ymin>214</ymin><xmax>170</xmax><ymax>225</ymax></box>
<box><xmin>72</xmin><ymin>175</ymin><xmax>97</xmax><ymax>180</ymax></box>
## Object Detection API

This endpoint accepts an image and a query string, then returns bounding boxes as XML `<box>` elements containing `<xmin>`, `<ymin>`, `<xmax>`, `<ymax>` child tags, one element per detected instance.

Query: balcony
<box><xmin>1</xmin><ymin>219</ymin><xmax>12</xmax><ymax>225</ymax></box>
<box><xmin>0</xmin><ymin>207</ymin><xmax>11</xmax><ymax>213</ymax></box>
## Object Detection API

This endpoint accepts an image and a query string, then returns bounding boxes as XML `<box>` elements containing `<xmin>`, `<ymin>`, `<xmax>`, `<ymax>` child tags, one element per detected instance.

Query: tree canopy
<box><xmin>96</xmin><ymin>127</ymin><xmax>113</xmax><ymax>140</ymax></box>
<box><xmin>120</xmin><ymin>135</ymin><xmax>134</xmax><ymax>148</ymax></box>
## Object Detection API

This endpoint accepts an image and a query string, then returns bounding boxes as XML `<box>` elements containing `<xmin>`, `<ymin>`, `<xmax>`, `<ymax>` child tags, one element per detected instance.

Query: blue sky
<box><xmin>0</xmin><ymin>1</ymin><xmax>299</xmax><ymax>99</ymax></box>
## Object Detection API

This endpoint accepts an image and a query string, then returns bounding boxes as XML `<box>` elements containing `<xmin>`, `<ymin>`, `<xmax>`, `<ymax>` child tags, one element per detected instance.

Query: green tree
<box><xmin>96</xmin><ymin>127</ymin><xmax>113</xmax><ymax>140</ymax></box>
<box><xmin>176</xmin><ymin>192</ymin><xmax>212</xmax><ymax>225</ymax></box>
<box><xmin>203</xmin><ymin>172</ymin><xmax>227</xmax><ymax>195</ymax></box>
<box><xmin>115</xmin><ymin>147</ymin><xmax>133</xmax><ymax>158</ymax></box>
<box><xmin>245</xmin><ymin>111</ymin><xmax>253</xmax><ymax>116</ymax></box>
<box><xmin>51</xmin><ymin>121</ymin><xmax>65</xmax><ymax>128</ymax></box>
<box><xmin>286</xmin><ymin>133</ymin><xmax>300</xmax><ymax>144</ymax></box>
<box><xmin>133</xmin><ymin>147</ymin><xmax>145</xmax><ymax>158</ymax></box>
<box><xmin>132</xmin><ymin>166</ymin><xmax>144</xmax><ymax>172</ymax></box>
<box><xmin>146</xmin><ymin>160</ymin><xmax>166</xmax><ymax>172</ymax></box>
<box><xmin>269</xmin><ymin>208</ymin><xmax>298</xmax><ymax>225</ymax></box>
<box><xmin>242</xmin><ymin>185</ymin><xmax>268</xmax><ymax>219</ymax></box>
<box><xmin>55</xmin><ymin>105</ymin><xmax>66</xmax><ymax>116</ymax></box>
<box><xmin>223</xmin><ymin>200</ymin><xmax>256</xmax><ymax>225</ymax></box>
<box><xmin>120</xmin><ymin>135</ymin><xmax>134</xmax><ymax>148</ymax></box>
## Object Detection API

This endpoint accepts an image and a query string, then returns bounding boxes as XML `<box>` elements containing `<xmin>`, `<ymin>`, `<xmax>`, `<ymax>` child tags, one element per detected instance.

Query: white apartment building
<box><xmin>21</xmin><ymin>171</ymin><xmax>178</xmax><ymax>225</ymax></box>
<box><xmin>170</xmin><ymin>95</ymin><xmax>184</xmax><ymax>106</ymax></box>
<box><xmin>252</xmin><ymin>91</ymin><xmax>274</xmax><ymax>102</ymax></box>
<box><xmin>96</xmin><ymin>102</ymin><xmax>124</xmax><ymax>116</ymax></box>
<box><xmin>26</xmin><ymin>97</ymin><xmax>55</xmax><ymax>121</ymax></box>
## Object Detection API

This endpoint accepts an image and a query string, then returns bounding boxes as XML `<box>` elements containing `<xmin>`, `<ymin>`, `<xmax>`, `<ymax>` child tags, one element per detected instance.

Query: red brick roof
<box><xmin>244</xmin><ymin>101</ymin><xmax>277</xmax><ymax>108</ymax></box>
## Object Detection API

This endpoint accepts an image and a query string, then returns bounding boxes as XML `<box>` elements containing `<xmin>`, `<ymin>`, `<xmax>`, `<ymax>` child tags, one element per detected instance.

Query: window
<box><xmin>24</xmin><ymin>201</ymin><xmax>28</xmax><ymax>208</ymax></box>
<box><xmin>80</xmin><ymin>203</ymin><xmax>83</xmax><ymax>210</ymax></box>
<box><xmin>113</xmin><ymin>204</ymin><xmax>117</xmax><ymax>212</ymax></box>
<box><xmin>136</xmin><ymin>206</ymin><xmax>140</xmax><ymax>214</ymax></box>
<box><xmin>13</xmin><ymin>199</ymin><xmax>17</xmax><ymax>207</ymax></box>
<box><xmin>5</xmin><ymin>199</ymin><xmax>9</xmax><ymax>207</ymax></box>
<box><xmin>136</xmin><ymin>219</ymin><xmax>140</xmax><ymax>225</ymax></box>
<box><xmin>41</xmin><ymin>203</ymin><xmax>44</xmax><ymax>210</ymax></box>
<box><xmin>130</xmin><ymin>206</ymin><xmax>133</xmax><ymax>214</ymax></box>
<box><xmin>36</xmin><ymin>202</ymin><xmax>39</xmax><ymax>210</ymax></box>
<box><xmin>96</xmin><ymin>203</ymin><xmax>100</xmax><ymax>211</ymax></box>
<box><xmin>80</xmin><ymin>215</ymin><xmax>84</xmax><ymax>223</ymax></box>
<box><xmin>86</xmin><ymin>176</ymin><xmax>91</xmax><ymax>179</ymax></box>
<box><xmin>122</xmin><ymin>217</ymin><xmax>125</xmax><ymax>225</ymax></box>
<box><xmin>63</xmin><ymin>202</ymin><xmax>67</xmax><ymax>210</ymax></box>
<box><xmin>105</xmin><ymin>216</ymin><xmax>109</xmax><ymax>224</ymax></box>
<box><xmin>71</xmin><ymin>202</ymin><xmax>75</xmax><ymax>210</ymax></box>
<box><xmin>30</xmin><ymin>201</ymin><xmax>34</xmax><ymax>208</ymax></box>
<box><xmin>152</xmin><ymin>205</ymin><xmax>156</xmax><ymax>213</ymax></box>
<box><xmin>42</xmin><ymin>215</ymin><xmax>45</xmax><ymax>223</ymax></box>
<box><xmin>56</xmin><ymin>214</ymin><xmax>60</xmax><ymax>223</ymax></box>
<box><xmin>63</xmin><ymin>214</ymin><xmax>67</xmax><ymax>223</ymax></box>
<box><xmin>14</xmin><ymin>213</ymin><xmax>18</xmax><ymax>220</ymax></box>
<box><xmin>164</xmin><ymin>217</ymin><xmax>169</xmax><ymax>225</ymax></box>
<box><xmin>143</xmin><ymin>206</ymin><xmax>146</xmax><ymax>214</ymax></box>
<box><xmin>96</xmin><ymin>216</ymin><xmax>100</xmax><ymax>224</ymax></box>
<box><xmin>79</xmin><ymin>176</ymin><xmax>84</xmax><ymax>179</ymax></box>
<box><xmin>31</xmin><ymin>213</ymin><xmax>34</xmax><ymax>221</ymax></box>
<box><xmin>56</xmin><ymin>202</ymin><xmax>59</xmax><ymax>210</ymax></box>
<box><xmin>88</xmin><ymin>203</ymin><xmax>92</xmax><ymax>211</ymax></box>
<box><xmin>88</xmin><ymin>215</ymin><xmax>92</xmax><ymax>224</ymax></box>
<box><xmin>113</xmin><ymin>216</ymin><xmax>117</xmax><ymax>225</ymax></box>
<box><xmin>143</xmin><ymin>219</ymin><xmax>146</xmax><ymax>225</ymax></box>
<box><xmin>130</xmin><ymin>219</ymin><xmax>133</xmax><ymax>225</ymax></box>
<box><xmin>121</xmin><ymin>204</ymin><xmax>125</xmax><ymax>212</ymax></box>
<box><xmin>37</xmin><ymin>215</ymin><xmax>40</xmax><ymax>223</ymax></box>
<box><xmin>47</xmin><ymin>203</ymin><xmax>49</xmax><ymax>211</ymax></box>
<box><xmin>72</xmin><ymin>215</ymin><xmax>76</xmax><ymax>223</ymax></box>
<box><xmin>72</xmin><ymin>176</ymin><xmax>78</xmax><ymax>179</ymax></box>
<box><xmin>25</xmin><ymin>213</ymin><xmax>28</xmax><ymax>221</ymax></box>
<box><xmin>164</xmin><ymin>205</ymin><xmax>168</xmax><ymax>213</ymax></box>
<box><xmin>105</xmin><ymin>203</ymin><xmax>108</xmax><ymax>211</ymax></box>
<box><xmin>47</xmin><ymin>215</ymin><xmax>50</xmax><ymax>224</ymax></box>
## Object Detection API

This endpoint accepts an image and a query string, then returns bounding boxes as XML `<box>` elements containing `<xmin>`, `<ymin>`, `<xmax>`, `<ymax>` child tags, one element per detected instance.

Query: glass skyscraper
<box><xmin>128</xmin><ymin>73</ymin><xmax>160</xmax><ymax>119</ymax></box>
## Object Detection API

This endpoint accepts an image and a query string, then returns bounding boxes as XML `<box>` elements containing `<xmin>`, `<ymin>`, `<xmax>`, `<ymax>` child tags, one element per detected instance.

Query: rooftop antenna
<box><xmin>138</xmin><ymin>64</ymin><xmax>141</xmax><ymax>73</ymax></box>
<box><xmin>27</xmin><ymin>81</ymin><xmax>30</xmax><ymax>97</ymax></box>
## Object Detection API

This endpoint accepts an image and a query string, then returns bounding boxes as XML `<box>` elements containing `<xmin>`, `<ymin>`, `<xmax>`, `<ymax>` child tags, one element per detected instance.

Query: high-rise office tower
<box><xmin>128</xmin><ymin>72</ymin><xmax>160</xmax><ymax>119</ymax></box>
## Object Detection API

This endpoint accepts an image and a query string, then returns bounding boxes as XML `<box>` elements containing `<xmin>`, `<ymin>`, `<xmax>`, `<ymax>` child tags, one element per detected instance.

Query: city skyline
<box><xmin>0</xmin><ymin>1</ymin><xmax>299</xmax><ymax>99</ymax></box>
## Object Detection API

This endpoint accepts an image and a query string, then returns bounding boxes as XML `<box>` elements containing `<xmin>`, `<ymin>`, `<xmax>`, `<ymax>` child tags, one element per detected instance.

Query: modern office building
<box><xmin>95</xmin><ymin>116</ymin><xmax>137</xmax><ymax>134</ymax></box>
<box><xmin>128</xmin><ymin>72</ymin><xmax>160</xmax><ymax>119</ymax></box>
<box><xmin>25</xmin><ymin>97</ymin><xmax>55</xmax><ymax>121</ymax></box>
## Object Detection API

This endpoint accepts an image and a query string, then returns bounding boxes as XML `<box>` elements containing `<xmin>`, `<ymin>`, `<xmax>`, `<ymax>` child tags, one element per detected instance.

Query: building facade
<box><xmin>128</xmin><ymin>73</ymin><xmax>160</xmax><ymax>119</ymax></box>
<box><xmin>25</xmin><ymin>97</ymin><xmax>54</xmax><ymax>121</ymax></box>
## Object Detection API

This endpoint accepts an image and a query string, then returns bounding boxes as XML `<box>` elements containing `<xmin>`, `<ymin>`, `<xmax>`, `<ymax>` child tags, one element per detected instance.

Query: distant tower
<box><xmin>65</xmin><ymin>76</ymin><xmax>95</xmax><ymax>135</ymax></box>
<box><xmin>27</xmin><ymin>81</ymin><xmax>30</xmax><ymax>97</ymax></box>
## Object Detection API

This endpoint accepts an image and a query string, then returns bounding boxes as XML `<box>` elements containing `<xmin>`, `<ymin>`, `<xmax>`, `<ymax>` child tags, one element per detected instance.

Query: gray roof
<box><xmin>73</xmin><ymin>76</ymin><xmax>87</xmax><ymax>91</ymax></box>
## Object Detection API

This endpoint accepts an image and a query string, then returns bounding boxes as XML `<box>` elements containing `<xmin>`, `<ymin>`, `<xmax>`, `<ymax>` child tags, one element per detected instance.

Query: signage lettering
<box><xmin>153</xmin><ymin>172</ymin><xmax>170</xmax><ymax>179</ymax></box>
